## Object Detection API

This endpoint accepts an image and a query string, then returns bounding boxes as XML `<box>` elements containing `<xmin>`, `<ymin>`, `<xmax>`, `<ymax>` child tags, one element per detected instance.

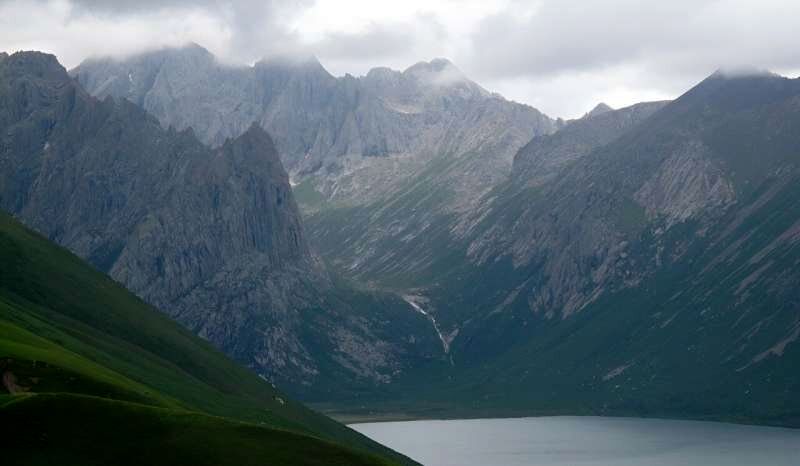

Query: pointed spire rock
<box><xmin>585</xmin><ymin>102</ymin><xmax>614</xmax><ymax>118</ymax></box>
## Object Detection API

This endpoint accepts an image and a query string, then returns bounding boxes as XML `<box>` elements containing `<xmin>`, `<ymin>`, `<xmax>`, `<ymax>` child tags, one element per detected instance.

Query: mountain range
<box><xmin>3</xmin><ymin>43</ymin><xmax>800</xmax><ymax>429</ymax></box>
<box><xmin>357</xmin><ymin>68</ymin><xmax>800</xmax><ymax>426</ymax></box>
<box><xmin>73</xmin><ymin>44</ymin><xmax>558</xmax><ymax>290</ymax></box>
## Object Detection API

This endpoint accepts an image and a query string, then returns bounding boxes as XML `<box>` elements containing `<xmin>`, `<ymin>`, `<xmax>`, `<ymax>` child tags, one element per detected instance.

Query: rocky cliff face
<box><xmin>0</xmin><ymin>51</ymin><xmax>440</xmax><ymax>399</ymax></box>
<box><xmin>72</xmin><ymin>45</ymin><xmax>558</xmax><ymax>286</ymax></box>
<box><xmin>73</xmin><ymin>46</ymin><xmax>554</xmax><ymax>174</ymax></box>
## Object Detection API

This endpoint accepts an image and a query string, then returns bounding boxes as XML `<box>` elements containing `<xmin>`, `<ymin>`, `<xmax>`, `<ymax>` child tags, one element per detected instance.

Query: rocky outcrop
<box><xmin>585</xmin><ymin>102</ymin><xmax>613</xmax><ymax>118</ymax></box>
<box><xmin>633</xmin><ymin>139</ymin><xmax>735</xmax><ymax>226</ymax></box>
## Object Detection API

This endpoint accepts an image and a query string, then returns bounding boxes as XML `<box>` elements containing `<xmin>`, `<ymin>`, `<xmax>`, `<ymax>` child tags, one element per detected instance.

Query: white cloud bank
<box><xmin>1</xmin><ymin>0</ymin><xmax>798</xmax><ymax>118</ymax></box>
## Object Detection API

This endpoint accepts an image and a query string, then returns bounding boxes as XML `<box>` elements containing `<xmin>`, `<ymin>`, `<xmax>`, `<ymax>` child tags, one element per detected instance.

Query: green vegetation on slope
<box><xmin>0</xmin><ymin>211</ymin><xmax>413</xmax><ymax>465</ymax></box>
<box><xmin>0</xmin><ymin>394</ymin><xmax>392</xmax><ymax>466</ymax></box>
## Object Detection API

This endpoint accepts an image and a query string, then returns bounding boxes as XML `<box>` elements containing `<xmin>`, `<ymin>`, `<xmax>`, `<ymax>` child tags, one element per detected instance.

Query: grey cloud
<box><xmin>466</xmin><ymin>0</ymin><xmax>800</xmax><ymax>82</ymax></box>
<box><xmin>62</xmin><ymin>0</ymin><xmax>446</xmax><ymax>66</ymax></box>
<box><xmin>67</xmin><ymin>0</ymin><xmax>210</xmax><ymax>14</ymax></box>
<box><xmin>63</xmin><ymin>0</ymin><xmax>313</xmax><ymax>63</ymax></box>
<box><xmin>314</xmin><ymin>25</ymin><xmax>413</xmax><ymax>60</ymax></box>
<box><xmin>65</xmin><ymin>0</ymin><xmax>309</xmax><ymax>17</ymax></box>
<box><xmin>313</xmin><ymin>15</ymin><xmax>446</xmax><ymax>63</ymax></box>
<box><xmin>2</xmin><ymin>0</ymin><xmax>798</xmax><ymax>118</ymax></box>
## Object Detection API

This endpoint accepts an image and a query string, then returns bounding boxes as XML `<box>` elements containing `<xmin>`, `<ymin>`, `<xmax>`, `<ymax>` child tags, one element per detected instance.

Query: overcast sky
<box><xmin>1</xmin><ymin>0</ymin><xmax>798</xmax><ymax>118</ymax></box>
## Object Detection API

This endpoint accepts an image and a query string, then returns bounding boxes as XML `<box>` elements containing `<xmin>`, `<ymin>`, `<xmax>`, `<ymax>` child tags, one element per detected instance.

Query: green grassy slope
<box><xmin>0</xmin><ymin>211</ymin><xmax>414</xmax><ymax>465</ymax></box>
<box><xmin>0</xmin><ymin>394</ymin><xmax>391</xmax><ymax>466</ymax></box>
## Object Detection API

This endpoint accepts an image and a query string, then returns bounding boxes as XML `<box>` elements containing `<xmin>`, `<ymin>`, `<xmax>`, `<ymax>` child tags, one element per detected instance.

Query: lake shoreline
<box><xmin>347</xmin><ymin>413</ymin><xmax>800</xmax><ymax>431</ymax></box>
<box><xmin>320</xmin><ymin>406</ymin><xmax>800</xmax><ymax>430</ymax></box>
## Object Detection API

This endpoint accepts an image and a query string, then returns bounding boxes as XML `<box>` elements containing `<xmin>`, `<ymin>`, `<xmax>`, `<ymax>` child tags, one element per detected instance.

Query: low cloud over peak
<box><xmin>1</xmin><ymin>0</ymin><xmax>798</xmax><ymax>118</ymax></box>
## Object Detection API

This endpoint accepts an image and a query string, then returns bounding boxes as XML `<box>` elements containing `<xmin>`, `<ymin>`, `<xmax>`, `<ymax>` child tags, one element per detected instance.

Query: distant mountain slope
<box><xmin>374</xmin><ymin>70</ymin><xmax>800</xmax><ymax>426</ymax></box>
<box><xmin>0</xmin><ymin>51</ymin><xmax>440</xmax><ymax>399</ymax></box>
<box><xmin>511</xmin><ymin>100</ymin><xmax>669</xmax><ymax>187</ymax></box>
<box><xmin>72</xmin><ymin>44</ymin><xmax>558</xmax><ymax>288</ymax></box>
<box><xmin>72</xmin><ymin>44</ymin><xmax>554</xmax><ymax>174</ymax></box>
<box><xmin>463</xmin><ymin>70</ymin><xmax>799</xmax><ymax>325</ymax></box>
<box><xmin>0</xmin><ymin>211</ymin><xmax>415</xmax><ymax>465</ymax></box>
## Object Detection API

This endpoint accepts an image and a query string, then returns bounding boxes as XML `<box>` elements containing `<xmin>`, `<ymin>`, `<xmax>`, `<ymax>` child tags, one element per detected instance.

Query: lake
<box><xmin>351</xmin><ymin>416</ymin><xmax>800</xmax><ymax>466</ymax></box>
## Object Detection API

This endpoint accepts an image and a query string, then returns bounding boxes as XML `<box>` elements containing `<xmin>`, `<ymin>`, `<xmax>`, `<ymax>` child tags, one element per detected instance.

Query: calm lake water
<box><xmin>351</xmin><ymin>416</ymin><xmax>800</xmax><ymax>466</ymax></box>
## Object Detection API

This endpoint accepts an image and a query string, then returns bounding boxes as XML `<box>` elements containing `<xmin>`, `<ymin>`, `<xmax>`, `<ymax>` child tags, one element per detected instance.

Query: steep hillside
<box><xmin>460</xmin><ymin>70</ymin><xmax>799</xmax><ymax>329</ymax></box>
<box><xmin>0</xmin><ymin>51</ymin><xmax>440</xmax><ymax>399</ymax></box>
<box><xmin>511</xmin><ymin>101</ymin><xmax>669</xmax><ymax>187</ymax></box>
<box><xmin>367</xmin><ymin>70</ymin><xmax>800</xmax><ymax>426</ymax></box>
<box><xmin>0</xmin><ymin>211</ymin><xmax>416</xmax><ymax>465</ymax></box>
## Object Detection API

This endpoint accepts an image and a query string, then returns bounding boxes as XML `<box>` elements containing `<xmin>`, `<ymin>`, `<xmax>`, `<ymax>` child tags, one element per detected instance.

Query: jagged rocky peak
<box><xmin>689</xmin><ymin>67</ymin><xmax>788</xmax><ymax>96</ymax></box>
<box><xmin>406</xmin><ymin>57</ymin><xmax>455</xmax><ymax>72</ymax></box>
<box><xmin>222</xmin><ymin>123</ymin><xmax>286</xmax><ymax>173</ymax></box>
<box><xmin>158</xmin><ymin>41</ymin><xmax>216</xmax><ymax>63</ymax></box>
<box><xmin>511</xmin><ymin>100</ymin><xmax>669</xmax><ymax>187</ymax></box>
<box><xmin>70</xmin><ymin>42</ymin><xmax>225</xmax><ymax>109</ymax></box>
<box><xmin>166</xmin><ymin>42</ymin><xmax>220</xmax><ymax>68</ymax></box>
<box><xmin>79</xmin><ymin>41</ymin><xmax>216</xmax><ymax>70</ymax></box>
<box><xmin>710</xmin><ymin>65</ymin><xmax>777</xmax><ymax>80</ymax></box>
<box><xmin>653</xmin><ymin>68</ymin><xmax>799</xmax><ymax>132</ymax></box>
<box><xmin>255</xmin><ymin>53</ymin><xmax>332</xmax><ymax>78</ymax></box>
<box><xmin>364</xmin><ymin>66</ymin><xmax>402</xmax><ymax>86</ymax></box>
<box><xmin>404</xmin><ymin>57</ymin><xmax>467</xmax><ymax>84</ymax></box>
<box><xmin>585</xmin><ymin>102</ymin><xmax>614</xmax><ymax>118</ymax></box>
<box><xmin>180</xmin><ymin>41</ymin><xmax>212</xmax><ymax>54</ymax></box>
<box><xmin>232</xmin><ymin>121</ymin><xmax>274</xmax><ymax>145</ymax></box>
<box><xmin>1</xmin><ymin>51</ymin><xmax>87</xmax><ymax>120</ymax></box>
<box><xmin>399</xmin><ymin>57</ymin><xmax>491</xmax><ymax>102</ymax></box>
<box><xmin>2</xmin><ymin>50</ymin><xmax>68</xmax><ymax>80</ymax></box>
